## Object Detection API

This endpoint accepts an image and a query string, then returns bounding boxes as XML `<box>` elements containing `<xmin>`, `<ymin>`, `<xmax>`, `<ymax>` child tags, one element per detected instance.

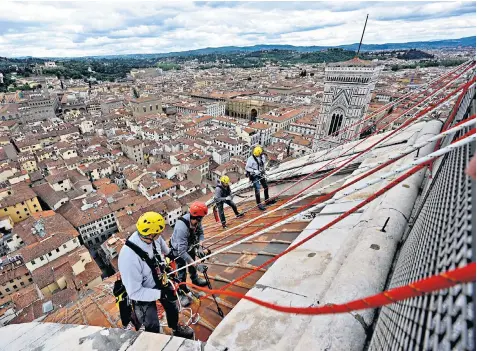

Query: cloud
<box><xmin>0</xmin><ymin>1</ymin><xmax>474</xmax><ymax>57</ymax></box>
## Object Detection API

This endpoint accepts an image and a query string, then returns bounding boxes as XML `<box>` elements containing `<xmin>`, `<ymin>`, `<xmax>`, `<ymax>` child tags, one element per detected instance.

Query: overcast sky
<box><xmin>1</xmin><ymin>1</ymin><xmax>475</xmax><ymax>57</ymax></box>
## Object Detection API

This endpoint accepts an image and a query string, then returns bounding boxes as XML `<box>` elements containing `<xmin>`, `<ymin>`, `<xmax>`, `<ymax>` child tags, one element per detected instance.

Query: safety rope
<box><xmin>226</xmin><ymin>60</ymin><xmax>474</xmax><ymax>199</ymax></box>
<box><xmin>178</xmin><ymin>262</ymin><xmax>475</xmax><ymax>315</ymax></box>
<box><xmin>184</xmin><ymin>76</ymin><xmax>475</xmax><ymax>266</ymax></box>
<box><xmin>168</xmin><ymin>128</ymin><xmax>475</xmax><ymax>277</ymax></box>
<box><xmin>209</xmin><ymin>120</ymin><xmax>475</xmax><ymax>250</ymax></box>
<box><xmin>432</xmin><ymin>74</ymin><xmax>474</xmax><ymax>156</ymax></box>
<box><xmin>207</xmin><ymin>130</ymin><xmax>475</xmax><ymax>254</ymax></box>
<box><xmin>201</xmin><ymin>64</ymin><xmax>475</xmax><ymax>236</ymax></box>
<box><xmin>195</xmin><ymin>154</ymin><xmax>467</xmax><ymax>301</ymax></box>
<box><xmin>199</xmin><ymin>77</ymin><xmax>475</xmax><ymax>250</ymax></box>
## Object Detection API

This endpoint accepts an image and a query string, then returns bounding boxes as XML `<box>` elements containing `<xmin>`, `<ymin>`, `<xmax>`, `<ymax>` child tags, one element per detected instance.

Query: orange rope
<box><xmin>180</xmin><ymin>263</ymin><xmax>475</xmax><ymax>315</ymax></box>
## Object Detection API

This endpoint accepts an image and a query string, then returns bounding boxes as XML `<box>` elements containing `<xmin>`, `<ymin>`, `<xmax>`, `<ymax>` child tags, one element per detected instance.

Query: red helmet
<box><xmin>190</xmin><ymin>201</ymin><xmax>208</xmax><ymax>217</ymax></box>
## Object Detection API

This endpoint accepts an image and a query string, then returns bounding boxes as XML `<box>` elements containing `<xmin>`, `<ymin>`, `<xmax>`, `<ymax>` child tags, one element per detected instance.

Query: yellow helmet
<box><xmin>253</xmin><ymin>146</ymin><xmax>263</xmax><ymax>157</ymax></box>
<box><xmin>136</xmin><ymin>212</ymin><xmax>166</xmax><ymax>236</ymax></box>
<box><xmin>220</xmin><ymin>175</ymin><xmax>230</xmax><ymax>185</ymax></box>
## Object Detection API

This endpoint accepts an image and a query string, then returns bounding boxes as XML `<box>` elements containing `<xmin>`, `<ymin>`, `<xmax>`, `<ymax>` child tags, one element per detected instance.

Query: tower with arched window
<box><xmin>313</xmin><ymin>58</ymin><xmax>382</xmax><ymax>151</ymax></box>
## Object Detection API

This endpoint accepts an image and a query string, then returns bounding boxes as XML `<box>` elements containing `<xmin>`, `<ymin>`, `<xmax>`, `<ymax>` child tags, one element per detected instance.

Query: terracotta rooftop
<box><xmin>0</xmin><ymin>184</ymin><xmax>38</xmax><ymax>208</ymax></box>
<box><xmin>14</xmin><ymin>211</ymin><xmax>78</xmax><ymax>246</ymax></box>
<box><xmin>42</xmin><ymin>194</ymin><xmax>329</xmax><ymax>341</ymax></box>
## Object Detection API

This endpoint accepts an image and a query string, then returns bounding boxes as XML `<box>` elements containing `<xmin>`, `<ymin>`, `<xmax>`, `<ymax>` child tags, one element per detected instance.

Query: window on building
<box><xmin>328</xmin><ymin>114</ymin><xmax>343</xmax><ymax>136</ymax></box>
<box><xmin>12</xmin><ymin>285</ymin><xmax>17</xmax><ymax>289</ymax></box>
<box><xmin>63</xmin><ymin>244</ymin><xmax>67</xmax><ymax>249</ymax></box>
<box><xmin>16</xmin><ymin>211</ymin><xmax>20</xmax><ymax>214</ymax></box>
<box><xmin>28</xmin><ymin>278</ymin><xmax>32</xmax><ymax>282</ymax></box>
<box><xmin>56</xmin><ymin>248</ymin><xmax>60</xmax><ymax>252</ymax></box>
<box><xmin>31</xmin><ymin>260</ymin><xmax>35</xmax><ymax>265</ymax></box>
<box><xmin>5</xmin><ymin>288</ymin><xmax>10</xmax><ymax>292</ymax></box>
<box><xmin>48</xmin><ymin>252</ymin><xmax>52</xmax><ymax>256</ymax></box>
<box><xmin>40</xmin><ymin>256</ymin><xmax>44</xmax><ymax>261</ymax></box>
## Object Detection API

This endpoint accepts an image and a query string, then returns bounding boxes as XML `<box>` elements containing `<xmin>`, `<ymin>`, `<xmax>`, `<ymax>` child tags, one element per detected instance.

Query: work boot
<box><xmin>236</xmin><ymin>212</ymin><xmax>245</xmax><ymax>218</ymax></box>
<box><xmin>258</xmin><ymin>204</ymin><xmax>266</xmax><ymax>211</ymax></box>
<box><xmin>222</xmin><ymin>224</ymin><xmax>228</xmax><ymax>229</ymax></box>
<box><xmin>191</xmin><ymin>276</ymin><xmax>208</xmax><ymax>287</ymax></box>
<box><xmin>173</xmin><ymin>325</ymin><xmax>194</xmax><ymax>339</ymax></box>
<box><xmin>265</xmin><ymin>198</ymin><xmax>277</xmax><ymax>205</ymax></box>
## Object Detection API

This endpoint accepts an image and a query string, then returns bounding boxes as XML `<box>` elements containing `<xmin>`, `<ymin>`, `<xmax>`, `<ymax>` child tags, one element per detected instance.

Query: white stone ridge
<box><xmin>0</xmin><ymin>322</ymin><xmax>201</xmax><ymax>351</ymax></box>
<box><xmin>205</xmin><ymin>119</ymin><xmax>442</xmax><ymax>351</ymax></box>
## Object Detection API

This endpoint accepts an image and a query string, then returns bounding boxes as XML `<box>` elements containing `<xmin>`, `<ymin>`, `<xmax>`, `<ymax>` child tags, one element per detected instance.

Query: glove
<box><xmin>254</xmin><ymin>170</ymin><xmax>261</xmax><ymax>176</ymax></box>
<box><xmin>225</xmin><ymin>196</ymin><xmax>232</xmax><ymax>201</ymax></box>
<box><xmin>196</xmin><ymin>246</ymin><xmax>205</xmax><ymax>258</ymax></box>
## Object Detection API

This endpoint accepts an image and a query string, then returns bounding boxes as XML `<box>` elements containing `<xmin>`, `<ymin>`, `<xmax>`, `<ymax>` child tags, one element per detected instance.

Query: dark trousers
<box><xmin>132</xmin><ymin>285</ymin><xmax>179</xmax><ymax>333</ymax></box>
<box><xmin>217</xmin><ymin>200</ymin><xmax>240</xmax><ymax>225</ymax></box>
<box><xmin>251</xmin><ymin>175</ymin><xmax>269</xmax><ymax>204</ymax></box>
<box><xmin>176</xmin><ymin>250</ymin><xmax>198</xmax><ymax>294</ymax></box>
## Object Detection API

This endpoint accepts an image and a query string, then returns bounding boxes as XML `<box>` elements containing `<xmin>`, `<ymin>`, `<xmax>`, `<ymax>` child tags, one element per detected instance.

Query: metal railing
<box><xmin>368</xmin><ymin>84</ymin><xmax>476</xmax><ymax>350</ymax></box>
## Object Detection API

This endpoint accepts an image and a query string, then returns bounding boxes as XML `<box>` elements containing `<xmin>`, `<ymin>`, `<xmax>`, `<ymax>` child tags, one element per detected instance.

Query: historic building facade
<box><xmin>313</xmin><ymin>58</ymin><xmax>382</xmax><ymax>151</ymax></box>
<box><xmin>226</xmin><ymin>98</ymin><xmax>278</xmax><ymax>121</ymax></box>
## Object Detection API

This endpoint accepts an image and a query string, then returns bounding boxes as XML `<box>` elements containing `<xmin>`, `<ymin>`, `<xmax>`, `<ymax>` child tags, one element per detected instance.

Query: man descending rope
<box><xmin>214</xmin><ymin>175</ymin><xmax>244</xmax><ymax>229</ymax></box>
<box><xmin>117</xmin><ymin>212</ymin><xmax>194</xmax><ymax>339</ymax></box>
<box><xmin>170</xmin><ymin>201</ymin><xmax>208</xmax><ymax>306</ymax></box>
<box><xmin>246</xmin><ymin>145</ymin><xmax>277</xmax><ymax>211</ymax></box>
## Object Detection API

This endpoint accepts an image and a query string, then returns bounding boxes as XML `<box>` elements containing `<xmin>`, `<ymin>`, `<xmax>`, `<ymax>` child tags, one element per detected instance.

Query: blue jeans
<box><xmin>251</xmin><ymin>175</ymin><xmax>269</xmax><ymax>203</ymax></box>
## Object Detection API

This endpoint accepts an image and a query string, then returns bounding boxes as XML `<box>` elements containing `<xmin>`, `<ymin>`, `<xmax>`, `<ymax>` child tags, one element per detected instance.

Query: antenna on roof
<box><xmin>355</xmin><ymin>14</ymin><xmax>369</xmax><ymax>58</ymax></box>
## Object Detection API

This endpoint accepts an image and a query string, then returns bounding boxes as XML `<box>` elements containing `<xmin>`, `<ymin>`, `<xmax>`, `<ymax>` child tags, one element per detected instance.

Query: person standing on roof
<box><xmin>214</xmin><ymin>175</ymin><xmax>244</xmax><ymax>229</ymax></box>
<box><xmin>170</xmin><ymin>201</ymin><xmax>208</xmax><ymax>305</ymax></box>
<box><xmin>245</xmin><ymin>145</ymin><xmax>276</xmax><ymax>211</ymax></box>
<box><xmin>118</xmin><ymin>212</ymin><xmax>194</xmax><ymax>339</ymax></box>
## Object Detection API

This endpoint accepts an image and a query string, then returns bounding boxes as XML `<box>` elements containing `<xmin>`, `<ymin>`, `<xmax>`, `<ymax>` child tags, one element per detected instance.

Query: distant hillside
<box><xmin>83</xmin><ymin>36</ymin><xmax>474</xmax><ymax>60</ymax></box>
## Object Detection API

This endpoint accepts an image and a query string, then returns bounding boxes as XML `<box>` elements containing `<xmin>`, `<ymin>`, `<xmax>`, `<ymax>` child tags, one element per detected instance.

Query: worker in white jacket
<box><xmin>118</xmin><ymin>212</ymin><xmax>193</xmax><ymax>339</ymax></box>
<box><xmin>245</xmin><ymin>145</ymin><xmax>277</xmax><ymax>210</ymax></box>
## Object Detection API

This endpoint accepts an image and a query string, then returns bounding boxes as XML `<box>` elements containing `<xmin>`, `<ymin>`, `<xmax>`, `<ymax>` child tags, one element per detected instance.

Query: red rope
<box><xmin>430</xmin><ymin>78</ymin><xmax>475</xmax><ymax>171</ymax></box>
<box><xmin>206</xmin><ymin>76</ymin><xmax>475</xmax><ymax>249</ymax></box>
<box><xmin>199</xmin><ymin>162</ymin><xmax>431</xmax><ymax>300</ymax></box>
<box><xmin>180</xmin><ymin>262</ymin><xmax>475</xmax><ymax>315</ymax></box>
<box><xmin>200</xmin><ymin>122</ymin><xmax>475</xmax><ymax>300</ymax></box>
<box><xmin>211</xmin><ymin>125</ymin><xmax>475</xmax><ymax>250</ymax></box>
<box><xmin>203</xmin><ymin>62</ymin><xmax>474</xmax><ymax>233</ymax></box>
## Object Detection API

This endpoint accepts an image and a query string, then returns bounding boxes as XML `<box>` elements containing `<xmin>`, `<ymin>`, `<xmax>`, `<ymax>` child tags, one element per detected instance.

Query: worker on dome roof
<box><xmin>245</xmin><ymin>145</ymin><xmax>276</xmax><ymax>211</ymax></box>
<box><xmin>169</xmin><ymin>201</ymin><xmax>209</xmax><ymax>306</ymax></box>
<box><xmin>117</xmin><ymin>212</ymin><xmax>194</xmax><ymax>339</ymax></box>
<box><xmin>214</xmin><ymin>175</ymin><xmax>244</xmax><ymax>229</ymax></box>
